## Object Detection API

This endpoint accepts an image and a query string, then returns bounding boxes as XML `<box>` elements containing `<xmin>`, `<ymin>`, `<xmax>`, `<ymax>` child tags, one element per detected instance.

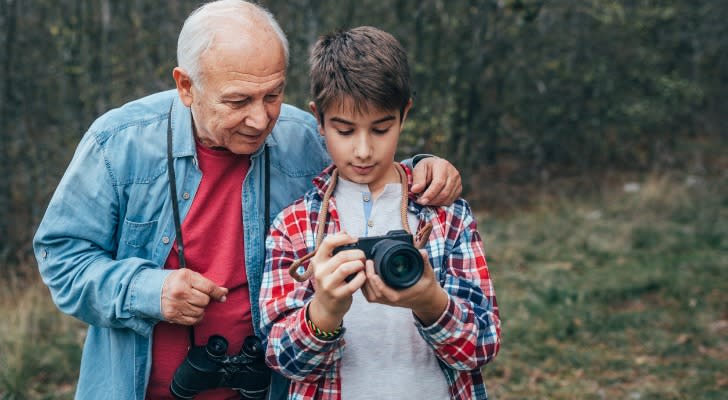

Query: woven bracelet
<box><xmin>307</xmin><ymin>318</ymin><xmax>342</xmax><ymax>340</ymax></box>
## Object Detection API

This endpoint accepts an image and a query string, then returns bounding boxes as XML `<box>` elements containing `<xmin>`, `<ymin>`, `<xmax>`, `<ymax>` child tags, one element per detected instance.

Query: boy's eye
<box><xmin>336</xmin><ymin>129</ymin><xmax>354</xmax><ymax>135</ymax></box>
<box><xmin>372</xmin><ymin>126</ymin><xmax>392</xmax><ymax>134</ymax></box>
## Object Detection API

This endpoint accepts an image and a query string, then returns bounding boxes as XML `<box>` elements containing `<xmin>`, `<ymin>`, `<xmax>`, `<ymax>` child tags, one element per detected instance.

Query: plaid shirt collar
<box><xmin>312</xmin><ymin>163</ymin><xmax>425</xmax><ymax>215</ymax></box>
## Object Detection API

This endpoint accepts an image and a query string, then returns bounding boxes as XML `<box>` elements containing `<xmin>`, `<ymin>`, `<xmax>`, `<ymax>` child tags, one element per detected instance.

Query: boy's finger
<box><xmin>319</xmin><ymin>231</ymin><xmax>358</xmax><ymax>254</ymax></box>
<box><xmin>344</xmin><ymin>270</ymin><xmax>367</xmax><ymax>292</ymax></box>
<box><xmin>363</xmin><ymin>260</ymin><xmax>383</xmax><ymax>299</ymax></box>
<box><xmin>419</xmin><ymin>249</ymin><xmax>431</xmax><ymax>267</ymax></box>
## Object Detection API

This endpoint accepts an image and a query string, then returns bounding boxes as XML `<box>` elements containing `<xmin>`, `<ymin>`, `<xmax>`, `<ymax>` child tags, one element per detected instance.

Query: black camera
<box><xmin>170</xmin><ymin>334</ymin><xmax>271</xmax><ymax>399</ymax></box>
<box><xmin>333</xmin><ymin>230</ymin><xmax>423</xmax><ymax>289</ymax></box>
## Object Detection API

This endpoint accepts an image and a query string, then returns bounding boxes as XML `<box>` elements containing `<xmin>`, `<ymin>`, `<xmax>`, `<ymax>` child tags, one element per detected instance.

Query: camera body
<box><xmin>333</xmin><ymin>229</ymin><xmax>424</xmax><ymax>289</ymax></box>
<box><xmin>170</xmin><ymin>335</ymin><xmax>270</xmax><ymax>399</ymax></box>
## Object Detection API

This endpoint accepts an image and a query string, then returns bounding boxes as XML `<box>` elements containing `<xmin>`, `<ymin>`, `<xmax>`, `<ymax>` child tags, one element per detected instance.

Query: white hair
<box><xmin>176</xmin><ymin>0</ymin><xmax>289</xmax><ymax>86</ymax></box>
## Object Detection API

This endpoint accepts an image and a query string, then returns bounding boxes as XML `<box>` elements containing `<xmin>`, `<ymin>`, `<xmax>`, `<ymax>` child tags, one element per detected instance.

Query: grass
<box><xmin>0</xmin><ymin>171</ymin><xmax>725</xmax><ymax>399</ymax></box>
<box><xmin>0</xmin><ymin>274</ymin><xmax>84</xmax><ymax>400</ymax></box>
<box><xmin>482</xmin><ymin>172</ymin><xmax>727</xmax><ymax>399</ymax></box>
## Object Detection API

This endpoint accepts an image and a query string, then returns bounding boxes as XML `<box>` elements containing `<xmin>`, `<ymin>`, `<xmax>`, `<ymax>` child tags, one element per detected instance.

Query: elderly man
<box><xmin>33</xmin><ymin>1</ymin><xmax>461</xmax><ymax>399</ymax></box>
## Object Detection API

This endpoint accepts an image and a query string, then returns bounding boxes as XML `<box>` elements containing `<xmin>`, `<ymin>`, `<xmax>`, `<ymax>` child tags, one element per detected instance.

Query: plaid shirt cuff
<box><xmin>291</xmin><ymin>304</ymin><xmax>346</xmax><ymax>352</ymax></box>
<box><xmin>415</xmin><ymin>292</ymin><xmax>460</xmax><ymax>342</ymax></box>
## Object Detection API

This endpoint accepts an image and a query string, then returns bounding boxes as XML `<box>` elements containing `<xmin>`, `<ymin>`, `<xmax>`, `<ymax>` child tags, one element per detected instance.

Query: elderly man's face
<box><xmin>176</xmin><ymin>28</ymin><xmax>286</xmax><ymax>155</ymax></box>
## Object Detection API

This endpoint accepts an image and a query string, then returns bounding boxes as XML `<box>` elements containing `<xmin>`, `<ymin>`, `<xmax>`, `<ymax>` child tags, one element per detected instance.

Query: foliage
<box><xmin>1</xmin><ymin>1</ymin><xmax>726</xmax><ymax>266</ymax></box>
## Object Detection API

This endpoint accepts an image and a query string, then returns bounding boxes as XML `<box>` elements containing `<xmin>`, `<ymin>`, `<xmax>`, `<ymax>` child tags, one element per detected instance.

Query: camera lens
<box><xmin>389</xmin><ymin>254</ymin><xmax>412</xmax><ymax>278</ymax></box>
<box><xmin>372</xmin><ymin>240</ymin><xmax>423</xmax><ymax>289</ymax></box>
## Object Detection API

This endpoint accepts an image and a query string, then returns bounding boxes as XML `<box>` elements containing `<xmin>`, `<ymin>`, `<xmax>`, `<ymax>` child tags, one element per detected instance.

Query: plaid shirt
<box><xmin>260</xmin><ymin>164</ymin><xmax>501</xmax><ymax>400</ymax></box>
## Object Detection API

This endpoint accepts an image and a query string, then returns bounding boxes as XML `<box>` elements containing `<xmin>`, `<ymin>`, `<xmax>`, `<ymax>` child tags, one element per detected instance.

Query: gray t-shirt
<box><xmin>335</xmin><ymin>177</ymin><xmax>450</xmax><ymax>400</ymax></box>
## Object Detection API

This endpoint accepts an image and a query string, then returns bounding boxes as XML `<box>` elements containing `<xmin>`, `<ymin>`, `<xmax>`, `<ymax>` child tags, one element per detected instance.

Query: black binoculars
<box><xmin>170</xmin><ymin>334</ymin><xmax>271</xmax><ymax>399</ymax></box>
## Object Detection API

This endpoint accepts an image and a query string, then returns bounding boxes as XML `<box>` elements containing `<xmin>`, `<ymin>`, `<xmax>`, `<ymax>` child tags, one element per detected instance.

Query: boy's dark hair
<box><xmin>309</xmin><ymin>26</ymin><xmax>411</xmax><ymax>124</ymax></box>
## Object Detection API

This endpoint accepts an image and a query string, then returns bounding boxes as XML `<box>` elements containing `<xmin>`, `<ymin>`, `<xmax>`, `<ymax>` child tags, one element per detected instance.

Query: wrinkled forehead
<box><xmin>197</xmin><ymin>22</ymin><xmax>286</xmax><ymax>85</ymax></box>
<box><xmin>208</xmin><ymin>18</ymin><xmax>283</xmax><ymax>59</ymax></box>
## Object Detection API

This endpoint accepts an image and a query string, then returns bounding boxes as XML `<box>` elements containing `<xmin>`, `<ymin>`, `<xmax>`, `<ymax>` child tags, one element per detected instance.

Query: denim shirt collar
<box><xmin>170</xmin><ymin>96</ymin><xmax>280</xmax><ymax>162</ymax></box>
<box><xmin>170</xmin><ymin>96</ymin><xmax>196</xmax><ymax>158</ymax></box>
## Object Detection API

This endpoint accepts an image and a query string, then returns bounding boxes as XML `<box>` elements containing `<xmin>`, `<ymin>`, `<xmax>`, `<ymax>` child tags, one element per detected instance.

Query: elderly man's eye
<box><xmin>265</xmin><ymin>93</ymin><xmax>281</xmax><ymax>103</ymax></box>
<box><xmin>227</xmin><ymin>99</ymin><xmax>250</xmax><ymax>108</ymax></box>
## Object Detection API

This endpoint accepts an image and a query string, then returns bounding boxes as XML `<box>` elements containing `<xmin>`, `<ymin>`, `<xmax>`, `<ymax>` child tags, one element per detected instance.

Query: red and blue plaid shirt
<box><xmin>260</xmin><ymin>164</ymin><xmax>501</xmax><ymax>399</ymax></box>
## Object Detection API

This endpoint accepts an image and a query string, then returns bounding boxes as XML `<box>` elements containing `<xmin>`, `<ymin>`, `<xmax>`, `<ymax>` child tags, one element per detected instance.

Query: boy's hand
<box><xmin>411</xmin><ymin>157</ymin><xmax>462</xmax><ymax>206</ymax></box>
<box><xmin>360</xmin><ymin>249</ymin><xmax>449</xmax><ymax>325</ymax></box>
<box><xmin>307</xmin><ymin>232</ymin><xmax>367</xmax><ymax>332</ymax></box>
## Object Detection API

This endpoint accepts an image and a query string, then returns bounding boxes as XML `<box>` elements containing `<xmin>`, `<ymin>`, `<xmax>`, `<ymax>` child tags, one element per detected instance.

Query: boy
<box><xmin>259</xmin><ymin>26</ymin><xmax>501</xmax><ymax>399</ymax></box>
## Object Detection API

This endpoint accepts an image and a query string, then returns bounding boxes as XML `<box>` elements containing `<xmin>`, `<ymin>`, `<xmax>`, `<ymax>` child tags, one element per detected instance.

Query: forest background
<box><xmin>0</xmin><ymin>0</ymin><xmax>726</xmax><ymax>399</ymax></box>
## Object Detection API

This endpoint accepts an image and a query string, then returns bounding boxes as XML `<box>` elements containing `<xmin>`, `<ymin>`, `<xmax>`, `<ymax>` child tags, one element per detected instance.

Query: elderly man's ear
<box><xmin>173</xmin><ymin>67</ymin><xmax>194</xmax><ymax>107</ymax></box>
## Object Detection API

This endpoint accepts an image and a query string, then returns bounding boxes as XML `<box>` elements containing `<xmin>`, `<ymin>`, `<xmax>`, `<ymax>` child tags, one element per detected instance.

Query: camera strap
<box><xmin>287</xmin><ymin>163</ymin><xmax>432</xmax><ymax>282</ymax></box>
<box><xmin>167</xmin><ymin>104</ymin><xmax>187</xmax><ymax>269</ymax></box>
<box><xmin>166</xmin><ymin>103</ymin><xmax>196</xmax><ymax>345</ymax></box>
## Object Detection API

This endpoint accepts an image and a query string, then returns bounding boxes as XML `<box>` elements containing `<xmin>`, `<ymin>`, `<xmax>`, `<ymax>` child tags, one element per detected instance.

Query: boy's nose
<box><xmin>353</xmin><ymin>134</ymin><xmax>372</xmax><ymax>159</ymax></box>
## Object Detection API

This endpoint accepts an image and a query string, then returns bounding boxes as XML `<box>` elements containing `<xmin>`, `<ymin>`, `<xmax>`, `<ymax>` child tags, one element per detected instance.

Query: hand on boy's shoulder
<box><xmin>410</xmin><ymin>157</ymin><xmax>462</xmax><ymax>206</ymax></box>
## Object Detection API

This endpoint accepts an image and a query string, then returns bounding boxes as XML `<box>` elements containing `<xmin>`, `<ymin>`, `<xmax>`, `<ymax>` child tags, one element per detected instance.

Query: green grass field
<box><xmin>1</xmin><ymin>172</ymin><xmax>725</xmax><ymax>399</ymax></box>
<box><xmin>483</xmin><ymin>173</ymin><xmax>727</xmax><ymax>399</ymax></box>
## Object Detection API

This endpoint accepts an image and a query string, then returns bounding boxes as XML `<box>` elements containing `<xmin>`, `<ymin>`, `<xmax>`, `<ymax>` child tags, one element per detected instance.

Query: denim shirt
<box><xmin>33</xmin><ymin>90</ymin><xmax>330</xmax><ymax>399</ymax></box>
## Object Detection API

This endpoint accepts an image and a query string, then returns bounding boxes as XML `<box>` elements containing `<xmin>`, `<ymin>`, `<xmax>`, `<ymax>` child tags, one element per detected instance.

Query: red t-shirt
<box><xmin>146</xmin><ymin>142</ymin><xmax>253</xmax><ymax>400</ymax></box>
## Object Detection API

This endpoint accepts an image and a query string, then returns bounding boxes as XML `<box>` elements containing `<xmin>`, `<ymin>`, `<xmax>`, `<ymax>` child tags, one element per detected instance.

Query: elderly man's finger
<box><xmin>161</xmin><ymin>297</ymin><xmax>205</xmax><ymax>325</ymax></box>
<box><xmin>419</xmin><ymin>175</ymin><xmax>447</xmax><ymax>205</ymax></box>
<box><xmin>168</xmin><ymin>308</ymin><xmax>205</xmax><ymax>326</ymax></box>
<box><xmin>187</xmin><ymin>289</ymin><xmax>213</xmax><ymax>308</ymax></box>
<box><xmin>410</xmin><ymin>160</ymin><xmax>432</xmax><ymax>195</ymax></box>
<box><xmin>426</xmin><ymin>171</ymin><xmax>463</xmax><ymax>205</ymax></box>
<box><xmin>188</xmin><ymin>271</ymin><xmax>228</xmax><ymax>302</ymax></box>
<box><xmin>414</xmin><ymin>158</ymin><xmax>463</xmax><ymax>205</ymax></box>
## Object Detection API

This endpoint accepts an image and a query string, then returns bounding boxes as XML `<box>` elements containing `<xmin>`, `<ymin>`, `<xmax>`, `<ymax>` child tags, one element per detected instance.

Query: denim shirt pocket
<box><xmin>120</xmin><ymin>218</ymin><xmax>158</xmax><ymax>251</ymax></box>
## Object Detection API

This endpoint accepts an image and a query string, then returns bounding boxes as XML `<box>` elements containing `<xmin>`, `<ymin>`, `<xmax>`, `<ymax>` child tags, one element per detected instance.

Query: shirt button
<box><xmin>362</xmin><ymin>194</ymin><xmax>370</xmax><ymax>202</ymax></box>
<box><xmin>367</xmin><ymin>220</ymin><xmax>374</xmax><ymax>227</ymax></box>
<box><xmin>182</xmin><ymin>192</ymin><xmax>190</xmax><ymax>200</ymax></box>
<box><xmin>162</xmin><ymin>236</ymin><xmax>170</xmax><ymax>244</ymax></box>
<box><xmin>41</xmin><ymin>249</ymin><xmax>48</xmax><ymax>258</ymax></box>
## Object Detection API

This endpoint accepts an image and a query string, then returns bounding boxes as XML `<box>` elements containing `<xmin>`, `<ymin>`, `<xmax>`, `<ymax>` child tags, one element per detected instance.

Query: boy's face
<box><xmin>311</xmin><ymin>97</ymin><xmax>412</xmax><ymax>195</ymax></box>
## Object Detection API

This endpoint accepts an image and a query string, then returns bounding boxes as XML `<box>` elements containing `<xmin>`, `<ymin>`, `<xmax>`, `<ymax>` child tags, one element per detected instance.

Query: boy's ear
<box><xmin>400</xmin><ymin>98</ymin><xmax>414</xmax><ymax>126</ymax></box>
<box><xmin>173</xmin><ymin>67</ymin><xmax>194</xmax><ymax>107</ymax></box>
<box><xmin>309</xmin><ymin>101</ymin><xmax>325</xmax><ymax>136</ymax></box>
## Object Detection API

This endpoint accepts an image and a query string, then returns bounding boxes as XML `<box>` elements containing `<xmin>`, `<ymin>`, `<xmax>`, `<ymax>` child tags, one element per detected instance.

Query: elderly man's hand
<box><xmin>410</xmin><ymin>157</ymin><xmax>462</xmax><ymax>206</ymax></box>
<box><xmin>160</xmin><ymin>269</ymin><xmax>228</xmax><ymax>325</ymax></box>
